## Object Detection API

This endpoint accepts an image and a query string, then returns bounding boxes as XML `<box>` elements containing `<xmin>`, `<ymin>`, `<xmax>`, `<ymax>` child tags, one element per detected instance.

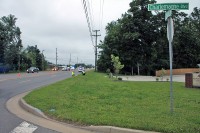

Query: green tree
<box><xmin>98</xmin><ymin>1</ymin><xmax>200</xmax><ymax>75</ymax></box>
<box><xmin>111</xmin><ymin>54</ymin><xmax>124</xmax><ymax>78</ymax></box>
<box><xmin>0</xmin><ymin>14</ymin><xmax>22</xmax><ymax>70</ymax></box>
<box><xmin>26</xmin><ymin>45</ymin><xmax>42</xmax><ymax>70</ymax></box>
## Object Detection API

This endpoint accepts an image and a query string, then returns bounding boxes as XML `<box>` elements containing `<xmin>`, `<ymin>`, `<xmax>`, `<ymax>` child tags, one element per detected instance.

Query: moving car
<box><xmin>78</xmin><ymin>66</ymin><xmax>84</xmax><ymax>72</ymax></box>
<box><xmin>52</xmin><ymin>67</ymin><xmax>58</xmax><ymax>71</ymax></box>
<box><xmin>62</xmin><ymin>66</ymin><xmax>70</xmax><ymax>71</ymax></box>
<box><xmin>27</xmin><ymin>67</ymin><xmax>39</xmax><ymax>73</ymax></box>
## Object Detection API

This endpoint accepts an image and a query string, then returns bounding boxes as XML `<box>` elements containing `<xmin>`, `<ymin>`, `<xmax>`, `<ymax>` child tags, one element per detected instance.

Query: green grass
<box><xmin>24</xmin><ymin>71</ymin><xmax>200</xmax><ymax>133</ymax></box>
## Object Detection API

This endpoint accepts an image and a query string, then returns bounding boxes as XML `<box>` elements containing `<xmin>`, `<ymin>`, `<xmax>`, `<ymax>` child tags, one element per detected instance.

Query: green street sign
<box><xmin>148</xmin><ymin>3</ymin><xmax>189</xmax><ymax>11</ymax></box>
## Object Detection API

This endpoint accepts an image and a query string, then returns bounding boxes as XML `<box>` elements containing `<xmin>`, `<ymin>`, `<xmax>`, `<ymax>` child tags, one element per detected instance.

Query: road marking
<box><xmin>0</xmin><ymin>79</ymin><xmax>7</xmax><ymax>82</ymax></box>
<box><xmin>19</xmin><ymin>80</ymin><xmax>31</xmax><ymax>84</ymax></box>
<box><xmin>10</xmin><ymin>121</ymin><xmax>37</xmax><ymax>133</ymax></box>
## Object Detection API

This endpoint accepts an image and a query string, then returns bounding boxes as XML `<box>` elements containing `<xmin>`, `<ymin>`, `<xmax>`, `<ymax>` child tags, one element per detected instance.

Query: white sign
<box><xmin>167</xmin><ymin>17</ymin><xmax>174</xmax><ymax>43</ymax></box>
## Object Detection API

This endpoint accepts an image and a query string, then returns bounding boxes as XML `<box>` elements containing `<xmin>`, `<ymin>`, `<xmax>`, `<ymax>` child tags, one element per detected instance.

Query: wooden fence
<box><xmin>156</xmin><ymin>68</ymin><xmax>199</xmax><ymax>77</ymax></box>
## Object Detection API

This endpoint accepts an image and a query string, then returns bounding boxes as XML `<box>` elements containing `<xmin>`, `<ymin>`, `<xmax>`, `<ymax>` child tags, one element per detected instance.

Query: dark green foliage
<box><xmin>98</xmin><ymin>0</ymin><xmax>200</xmax><ymax>75</ymax></box>
<box><xmin>0</xmin><ymin>14</ymin><xmax>47</xmax><ymax>71</ymax></box>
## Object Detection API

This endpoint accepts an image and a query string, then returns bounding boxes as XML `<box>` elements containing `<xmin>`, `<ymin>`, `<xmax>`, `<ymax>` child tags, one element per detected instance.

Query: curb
<box><xmin>19</xmin><ymin>94</ymin><xmax>159</xmax><ymax>133</ymax></box>
<box><xmin>19</xmin><ymin>98</ymin><xmax>49</xmax><ymax>119</ymax></box>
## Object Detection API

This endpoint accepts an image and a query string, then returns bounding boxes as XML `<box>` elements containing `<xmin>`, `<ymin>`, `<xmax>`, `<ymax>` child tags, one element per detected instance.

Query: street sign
<box><xmin>167</xmin><ymin>17</ymin><xmax>174</xmax><ymax>43</ymax></box>
<box><xmin>148</xmin><ymin>2</ymin><xmax>189</xmax><ymax>114</ymax></box>
<box><xmin>165</xmin><ymin>10</ymin><xmax>172</xmax><ymax>21</ymax></box>
<box><xmin>148</xmin><ymin>3</ymin><xmax>189</xmax><ymax>11</ymax></box>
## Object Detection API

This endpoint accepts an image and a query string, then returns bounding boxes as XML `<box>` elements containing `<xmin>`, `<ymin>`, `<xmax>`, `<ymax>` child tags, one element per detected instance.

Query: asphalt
<box><xmin>6</xmin><ymin>75</ymin><xmax>185</xmax><ymax>133</ymax></box>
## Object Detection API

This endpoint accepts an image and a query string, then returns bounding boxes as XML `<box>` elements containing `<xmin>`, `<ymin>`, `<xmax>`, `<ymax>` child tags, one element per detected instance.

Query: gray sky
<box><xmin>0</xmin><ymin>0</ymin><xmax>199</xmax><ymax>65</ymax></box>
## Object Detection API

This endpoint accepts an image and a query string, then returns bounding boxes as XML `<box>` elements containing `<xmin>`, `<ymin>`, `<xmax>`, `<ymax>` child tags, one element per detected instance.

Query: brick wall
<box><xmin>185</xmin><ymin>73</ymin><xmax>193</xmax><ymax>88</ymax></box>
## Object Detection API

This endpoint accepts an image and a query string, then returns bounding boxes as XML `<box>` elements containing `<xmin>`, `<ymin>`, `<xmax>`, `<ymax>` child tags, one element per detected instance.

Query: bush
<box><xmin>118</xmin><ymin>77</ymin><xmax>122</xmax><ymax>80</ymax></box>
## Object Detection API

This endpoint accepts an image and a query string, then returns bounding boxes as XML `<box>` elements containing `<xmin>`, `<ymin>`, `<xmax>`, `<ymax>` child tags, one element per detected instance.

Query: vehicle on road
<box><xmin>62</xmin><ymin>66</ymin><xmax>70</xmax><ymax>71</ymax></box>
<box><xmin>27</xmin><ymin>67</ymin><xmax>39</xmax><ymax>73</ymax></box>
<box><xmin>78</xmin><ymin>66</ymin><xmax>84</xmax><ymax>72</ymax></box>
<box><xmin>52</xmin><ymin>67</ymin><xmax>58</xmax><ymax>71</ymax></box>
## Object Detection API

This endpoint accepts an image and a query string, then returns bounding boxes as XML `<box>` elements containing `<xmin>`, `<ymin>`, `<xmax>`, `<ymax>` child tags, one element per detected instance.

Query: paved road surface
<box><xmin>0</xmin><ymin>71</ymin><xmax>74</xmax><ymax>133</ymax></box>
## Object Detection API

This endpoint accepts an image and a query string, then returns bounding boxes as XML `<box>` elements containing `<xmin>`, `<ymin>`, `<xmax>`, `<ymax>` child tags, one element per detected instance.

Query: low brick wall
<box><xmin>156</xmin><ymin>68</ymin><xmax>199</xmax><ymax>77</ymax></box>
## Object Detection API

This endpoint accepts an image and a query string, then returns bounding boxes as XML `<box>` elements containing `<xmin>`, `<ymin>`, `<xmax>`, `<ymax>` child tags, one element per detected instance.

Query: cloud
<box><xmin>1</xmin><ymin>0</ymin><xmax>199</xmax><ymax>65</ymax></box>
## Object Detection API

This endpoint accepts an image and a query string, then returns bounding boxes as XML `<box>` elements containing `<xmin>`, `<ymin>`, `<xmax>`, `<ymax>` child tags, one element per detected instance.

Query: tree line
<box><xmin>97</xmin><ymin>0</ymin><xmax>200</xmax><ymax>75</ymax></box>
<box><xmin>0</xmin><ymin>14</ymin><xmax>47</xmax><ymax>72</ymax></box>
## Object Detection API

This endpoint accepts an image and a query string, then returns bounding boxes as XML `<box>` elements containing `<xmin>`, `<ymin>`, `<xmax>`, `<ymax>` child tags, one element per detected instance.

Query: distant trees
<box><xmin>0</xmin><ymin>14</ymin><xmax>47</xmax><ymax>72</ymax></box>
<box><xmin>97</xmin><ymin>0</ymin><xmax>200</xmax><ymax>75</ymax></box>
<box><xmin>0</xmin><ymin>14</ymin><xmax>22</xmax><ymax>70</ymax></box>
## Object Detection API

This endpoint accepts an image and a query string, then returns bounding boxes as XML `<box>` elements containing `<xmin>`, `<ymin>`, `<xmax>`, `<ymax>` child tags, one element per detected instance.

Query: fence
<box><xmin>156</xmin><ymin>68</ymin><xmax>199</xmax><ymax>77</ymax></box>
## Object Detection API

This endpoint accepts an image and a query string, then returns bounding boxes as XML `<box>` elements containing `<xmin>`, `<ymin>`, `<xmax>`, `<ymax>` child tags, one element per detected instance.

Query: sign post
<box><xmin>167</xmin><ymin>16</ymin><xmax>174</xmax><ymax>113</ymax></box>
<box><xmin>148</xmin><ymin>3</ymin><xmax>189</xmax><ymax>113</ymax></box>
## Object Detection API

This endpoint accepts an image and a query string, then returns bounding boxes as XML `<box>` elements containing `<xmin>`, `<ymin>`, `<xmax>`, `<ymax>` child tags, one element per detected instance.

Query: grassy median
<box><xmin>24</xmin><ymin>71</ymin><xmax>200</xmax><ymax>133</ymax></box>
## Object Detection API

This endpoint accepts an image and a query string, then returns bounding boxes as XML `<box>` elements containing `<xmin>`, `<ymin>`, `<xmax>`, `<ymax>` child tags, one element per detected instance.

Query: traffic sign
<box><xmin>148</xmin><ymin>3</ymin><xmax>189</xmax><ymax>11</ymax></box>
<box><xmin>167</xmin><ymin>17</ymin><xmax>174</xmax><ymax>43</ymax></box>
<box><xmin>147</xmin><ymin>2</ymin><xmax>189</xmax><ymax>114</ymax></box>
<box><xmin>165</xmin><ymin>10</ymin><xmax>172</xmax><ymax>20</ymax></box>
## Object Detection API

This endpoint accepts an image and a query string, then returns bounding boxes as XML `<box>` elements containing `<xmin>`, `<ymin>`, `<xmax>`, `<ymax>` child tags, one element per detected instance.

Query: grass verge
<box><xmin>24</xmin><ymin>71</ymin><xmax>200</xmax><ymax>133</ymax></box>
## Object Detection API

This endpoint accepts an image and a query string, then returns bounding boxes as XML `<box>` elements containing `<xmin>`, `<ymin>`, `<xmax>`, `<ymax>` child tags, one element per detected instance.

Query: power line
<box><xmin>99</xmin><ymin>0</ymin><xmax>104</xmax><ymax>33</ymax></box>
<box><xmin>82</xmin><ymin>0</ymin><xmax>94</xmax><ymax>46</ymax></box>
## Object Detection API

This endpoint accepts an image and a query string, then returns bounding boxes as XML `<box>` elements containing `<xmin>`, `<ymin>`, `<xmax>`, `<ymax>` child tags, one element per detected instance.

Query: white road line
<box><xmin>10</xmin><ymin>121</ymin><xmax>37</xmax><ymax>133</ymax></box>
<box><xmin>0</xmin><ymin>79</ymin><xmax>7</xmax><ymax>82</ymax></box>
<box><xmin>19</xmin><ymin>80</ymin><xmax>31</xmax><ymax>84</ymax></box>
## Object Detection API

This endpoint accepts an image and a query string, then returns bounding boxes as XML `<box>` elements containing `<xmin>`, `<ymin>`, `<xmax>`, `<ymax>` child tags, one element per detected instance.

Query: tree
<box><xmin>0</xmin><ymin>14</ymin><xmax>22</xmax><ymax>70</ymax></box>
<box><xmin>111</xmin><ymin>54</ymin><xmax>124</xmax><ymax>78</ymax></box>
<box><xmin>98</xmin><ymin>0</ymin><xmax>200</xmax><ymax>75</ymax></box>
<box><xmin>25</xmin><ymin>45</ymin><xmax>42</xmax><ymax>70</ymax></box>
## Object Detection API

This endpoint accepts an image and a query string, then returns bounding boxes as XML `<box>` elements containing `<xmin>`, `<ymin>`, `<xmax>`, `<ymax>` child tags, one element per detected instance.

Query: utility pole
<box><xmin>56</xmin><ymin>48</ymin><xmax>58</xmax><ymax>67</ymax></box>
<box><xmin>92</xmin><ymin>30</ymin><xmax>101</xmax><ymax>71</ymax></box>
<box><xmin>42</xmin><ymin>50</ymin><xmax>45</xmax><ymax>71</ymax></box>
<box><xmin>18</xmin><ymin>46</ymin><xmax>21</xmax><ymax>72</ymax></box>
<box><xmin>69</xmin><ymin>53</ymin><xmax>71</xmax><ymax>65</ymax></box>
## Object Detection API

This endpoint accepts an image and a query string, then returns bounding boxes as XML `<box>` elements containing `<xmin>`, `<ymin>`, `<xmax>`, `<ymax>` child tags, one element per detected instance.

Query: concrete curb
<box><xmin>19</xmin><ymin>97</ymin><xmax>49</xmax><ymax>120</ymax></box>
<box><xmin>87</xmin><ymin>126</ymin><xmax>159</xmax><ymax>133</ymax></box>
<box><xmin>19</xmin><ymin>93</ymin><xmax>159</xmax><ymax>133</ymax></box>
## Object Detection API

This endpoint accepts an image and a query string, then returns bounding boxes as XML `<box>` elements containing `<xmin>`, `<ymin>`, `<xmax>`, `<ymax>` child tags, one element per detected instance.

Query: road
<box><xmin>0</xmin><ymin>71</ymin><xmax>73</xmax><ymax>133</ymax></box>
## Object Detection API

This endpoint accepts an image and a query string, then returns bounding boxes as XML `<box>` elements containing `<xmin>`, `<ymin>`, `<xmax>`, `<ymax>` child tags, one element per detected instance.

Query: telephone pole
<box><xmin>92</xmin><ymin>30</ymin><xmax>101</xmax><ymax>71</ymax></box>
<box><xmin>56</xmin><ymin>48</ymin><xmax>58</xmax><ymax>67</ymax></box>
<box><xmin>69</xmin><ymin>53</ymin><xmax>71</xmax><ymax>65</ymax></box>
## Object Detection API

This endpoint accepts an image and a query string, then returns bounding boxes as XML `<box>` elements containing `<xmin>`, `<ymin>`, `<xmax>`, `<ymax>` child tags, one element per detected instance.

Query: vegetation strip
<box><xmin>24</xmin><ymin>71</ymin><xmax>200</xmax><ymax>133</ymax></box>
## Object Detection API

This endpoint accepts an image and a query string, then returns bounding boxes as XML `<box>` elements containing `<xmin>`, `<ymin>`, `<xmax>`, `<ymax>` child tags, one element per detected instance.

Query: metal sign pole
<box><xmin>148</xmin><ymin>2</ymin><xmax>189</xmax><ymax>114</ymax></box>
<box><xmin>168</xmin><ymin>17</ymin><xmax>174</xmax><ymax>113</ymax></box>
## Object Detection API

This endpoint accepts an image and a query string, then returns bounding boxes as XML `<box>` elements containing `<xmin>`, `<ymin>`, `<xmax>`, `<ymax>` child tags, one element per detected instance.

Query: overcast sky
<box><xmin>0</xmin><ymin>0</ymin><xmax>199</xmax><ymax>65</ymax></box>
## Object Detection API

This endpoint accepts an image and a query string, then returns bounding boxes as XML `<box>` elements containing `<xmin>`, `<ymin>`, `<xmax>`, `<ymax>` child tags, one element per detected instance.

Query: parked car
<box><xmin>27</xmin><ymin>67</ymin><xmax>39</xmax><ymax>73</ymax></box>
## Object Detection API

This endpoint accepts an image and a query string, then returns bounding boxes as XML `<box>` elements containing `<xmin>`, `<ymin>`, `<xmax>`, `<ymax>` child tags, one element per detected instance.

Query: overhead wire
<box><xmin>82</xmin><ymin>0</ymin><xmax>94</xmax><ymax>46</ymax></box>
<box><xmin>99</xmin><ymin>0</ymin><xmax>104</xmax><ymax>34</ymax></box>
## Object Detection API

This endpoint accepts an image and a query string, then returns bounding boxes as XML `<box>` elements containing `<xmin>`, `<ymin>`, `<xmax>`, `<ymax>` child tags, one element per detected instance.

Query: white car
<box><xmin>78</xmin><ymin>67</ymin><xmax>84</xmax><ymax>72</ymax></box>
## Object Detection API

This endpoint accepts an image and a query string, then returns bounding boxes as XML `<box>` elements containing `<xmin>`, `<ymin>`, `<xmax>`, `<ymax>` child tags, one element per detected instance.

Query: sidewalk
<box><xmin>6</xmin><ymin>92</ymin><xmax>159</xmax><ymax>133</ymax></box>
<box><xmin>118</xmin><ymin>75</ymin><xmax>185</xmax><ymax>82</ymax></box>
